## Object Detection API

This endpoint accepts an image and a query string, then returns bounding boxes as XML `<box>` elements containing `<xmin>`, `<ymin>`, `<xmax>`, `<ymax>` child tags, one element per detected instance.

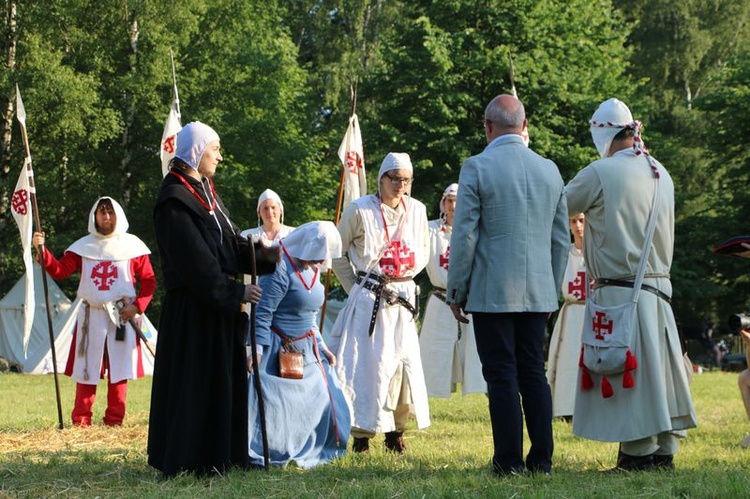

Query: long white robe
<box><xmin>328</xmin><ymin>194</ymin><xmax>430</xmax><ymax>433</ymax></box>
<box><xmin>419</xmin><ymin>219</ymin><xmax>485</xmax><ymax>397</ymax></box>
<box><xmin>566</xmin><ymin>149</ymin><xmax>696</xmax><ymax>442</ymax></box>
<box><xmin>546</xmin><ymin>244</ymin><xmax>586</xmax><ymax>417</ymax></box>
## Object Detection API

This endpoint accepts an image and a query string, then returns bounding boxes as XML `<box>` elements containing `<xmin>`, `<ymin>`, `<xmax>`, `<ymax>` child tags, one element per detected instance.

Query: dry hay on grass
<box><xmin>0</xmin><ymin>424</ymin><xmax>147</xmax><ymax>462</ymax></box>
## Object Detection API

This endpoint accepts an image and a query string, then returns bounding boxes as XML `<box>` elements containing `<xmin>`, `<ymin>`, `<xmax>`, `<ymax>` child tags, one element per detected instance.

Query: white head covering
<box><xmin>257</xmin><ymin>188</ymin><xmax>284</xmax><ymax>215</ymax></box>
<box><xmin>88</xmin><ymin>196</ymin><xmax>128</xmax><ymax>237</ymax></box>
<box><xmin>589</xmin><ymin>98</ymin><xmax>633</xmax><ymax>158</ymax></box>
<box><xmin>68</xmin><ymin>196</ymin><xmax>150</xmax><ymax>260</ymax></box>
<box><xmin>378</xmin><ymin>152</ymin><xmax>413</xmax><ymax>182</ymax></box>
<box><xmin>280</xmin><ymin>221</ymin><xmax>341</xmax><ymax>271</ymax></box>
<box><xmin>440</xmin><ymin>183</ymin><xmax>458</xmax><ymax>216</ymax></box>
<box><xmin>174</xmin><ymin>121</ymin><xmax>220</xmax><ymax>170</ymax></box>
<box><xmin>589</xmin><ymin>98</ymin><xmax>660</xmax><ymax>177</ymax></box>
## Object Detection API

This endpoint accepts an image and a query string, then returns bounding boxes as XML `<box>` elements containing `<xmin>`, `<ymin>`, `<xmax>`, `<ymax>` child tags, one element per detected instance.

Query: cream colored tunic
<box><xmin>328</xmin><ymin>194</ymin><xmax>430</xmax><ymax>433</ymax></box>
<box><xmin>566</xmin><ymin>149</ymin><xmax>696</xmax><ymax>442</ymax></box>
<box><xmin>546</xmin><ymin>244</ymin><xmax>586</xmax><ymax>417</ymax></box>
<box><xmin>419</xmin><ymin>220</ymin><xmax>485</xmax><ymax>397</ymax></box>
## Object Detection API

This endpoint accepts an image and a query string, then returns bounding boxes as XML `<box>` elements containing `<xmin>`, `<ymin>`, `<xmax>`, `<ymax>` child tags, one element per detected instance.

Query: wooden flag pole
<box><xmin>248</xmin><ymin>241</ymin><xmax>270</xmax><ymax>470</ymax></box>
<box><xmin>319</xmin><ymin>85</ymin><xmax>357</xmax><ymax>334</ymax></box>
<box><xmin>16</xmin><ymin>85</ymin><xmax>64</xmax><ymax>430</ymax></box>
<box><xmin>169</xmin><ymin>48</ymin><xmax>181</xmax><ymax>117</ymax></box>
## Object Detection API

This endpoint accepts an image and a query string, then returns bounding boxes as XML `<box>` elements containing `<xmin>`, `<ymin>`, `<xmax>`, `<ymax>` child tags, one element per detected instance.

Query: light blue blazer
<box><xmin>446</xmin><ymin>134</ymin><xmax>569</xmax><ymax>313</ymax></box>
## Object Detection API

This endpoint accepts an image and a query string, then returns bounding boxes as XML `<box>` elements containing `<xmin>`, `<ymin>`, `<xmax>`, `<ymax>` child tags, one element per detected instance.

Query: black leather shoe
<box><xmin>606</xmin><ymin>451</ymin><xmax>654</xmax><ymax>473</ymax></box>
<box><xmin>352</xmin><ymin>437</ymin><xmax>370</xmax><ymax>453</ymax></box>
<box><xmin>384</xmin><ymin>431</ymin><xmax>406</xmax><ymax>454</ymax></box>
<box><xmin>652</xmin><ymin>454</ymin><xmax>674</xmax><ymax>470</ymax></box>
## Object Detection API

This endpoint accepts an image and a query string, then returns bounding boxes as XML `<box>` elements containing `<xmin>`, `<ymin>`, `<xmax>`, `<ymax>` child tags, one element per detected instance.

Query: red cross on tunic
<box><xmin>380</xmin><ymin>241</ymin><xmax>415</xmax><ymax>278</ymax></box>
<box><xmin>439</xmin><ymin>246</ymin><xmax>450</xmax><ymax>271</ymax></box>
<box><xmin>91</xmin><ymin>261</ymin><xmax>119</xmax><ymax>291</ymax></box>
<box><xmin>567</xmin><ymin>271</ymin><xmax>586</xmax><ymax>300</ymax></box>
<box><xmin>592</xmin><ymin>311</ymin><xmax>613</xmax><ymax>340</ymax></box>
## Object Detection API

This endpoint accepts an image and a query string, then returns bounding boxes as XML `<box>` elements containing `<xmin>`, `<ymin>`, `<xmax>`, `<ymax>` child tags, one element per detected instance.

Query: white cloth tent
<box><xmin>0</xmin><ymin>264</ymin><xmax>157</xmax><ymax>374</ymax></box>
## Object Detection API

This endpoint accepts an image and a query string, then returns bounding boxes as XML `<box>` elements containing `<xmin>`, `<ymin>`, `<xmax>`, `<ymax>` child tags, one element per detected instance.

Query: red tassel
<box><xmin>623</xmin><ymin>370</ymin><xmax>635</xmax><ymax>389</ymax></box>
<box><xmin>578</xmin><ymin>347</ymin><xmax>585</xmax><ymax>367</ymax></box>
<box><xmin>581</xmin><ymin>366</ymin><xmax>594</xmax><ymax>390</ymax></box>
<box><xmin>601</xmin><ymin>375</ymin><xmax>614</xmax><ymax>398</ymax></box>
<box><xmin>625</xmin><ymin>350</ymin><xmax>638</xmax><ymax>370</ymax></box>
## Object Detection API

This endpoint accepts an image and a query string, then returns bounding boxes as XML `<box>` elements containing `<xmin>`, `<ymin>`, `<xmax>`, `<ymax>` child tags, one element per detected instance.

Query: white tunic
<box><xmin>546</xmin><ymin>244</ymin><xmax>586</xmax><ymax>417</ymax></box>
<box><xmin>419</xmin><ymin>219</ymin><xmax>485</xmax><ymax>397</ymax></box>
<box><xmin>566</xmin><ymin>149</ymin><xmax>697</xmax><ymax>442</ymax></box>
<box><xmin>73</xmin><ymin>258</ymin><xmax>140</xmax><ymax>384</ymax></box>
<box><xmin>328</xmin><ymin>194</ymin><xmax>430</xmax><ymax>433</ymax></box>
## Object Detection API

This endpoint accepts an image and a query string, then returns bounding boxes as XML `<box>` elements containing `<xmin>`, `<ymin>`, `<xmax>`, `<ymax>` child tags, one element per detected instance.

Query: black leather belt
<box><xmin>356</xmin><ymin>271</ymin><xmax>418</xmax><ymax>336</ymax></box>
<box><xmin>593</xmin><ymin>278</ymin><xmax>672</xmax><ymax>304</ymax></box>
<box><xmin>430</xmin><ymin>287</ymin><xmax>462</xmax><ymax>340</ymax></box>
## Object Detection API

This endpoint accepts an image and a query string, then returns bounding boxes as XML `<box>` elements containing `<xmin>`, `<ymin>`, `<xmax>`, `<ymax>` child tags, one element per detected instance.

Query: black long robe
<box><xmin>147</xmin><ymin>170</ymin><xmax>272</xmax><ymax>476</ymax></box>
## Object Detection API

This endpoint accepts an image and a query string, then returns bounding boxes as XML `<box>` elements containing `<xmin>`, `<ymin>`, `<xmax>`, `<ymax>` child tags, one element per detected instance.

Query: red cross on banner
<box><xmin>380</xmin><ymin>241</ymin><xmax>415</xmax><ymax>278</ymax></box>
<box><xmin>345</xmin><ymin>150</ymin><xmax>362</xmax><ymax>175</ymax></box>
<box><xmin>439</xmin><ymin>246</ymin><xmax>450</xmax><ymax>270</ymax></box>
<box><xmin>568</xmin><ymin>271</ymin><xmax>586</xmax><ymax>300</ymax></box>
<box><xmin>91</xmin><ymin>261</ymin><xmax>119</xmax><ymax>291</ymax></box>
<box><xmin>592</xmin><ymin>311</ymin><xmax>613</xmax><ymax>340</ymax></box>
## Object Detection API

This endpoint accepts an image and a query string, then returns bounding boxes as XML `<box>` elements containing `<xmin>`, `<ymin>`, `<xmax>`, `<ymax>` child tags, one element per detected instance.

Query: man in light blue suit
<box><xmin>447</xmin><ymin>94</ymin><xmax>569</xmax><ymax>475</ymax></box>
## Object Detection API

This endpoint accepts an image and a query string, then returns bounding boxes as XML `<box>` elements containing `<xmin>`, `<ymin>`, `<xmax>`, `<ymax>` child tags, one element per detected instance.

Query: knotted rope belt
<box><xmin>593</xmin><ymin>278</ymin><xmax>672</xmax><ymax>304</ymax></box>
<box><xmin>356</xmin><ymin>271</ymin><xmax>418</xmax><ymax>336</ymax></box>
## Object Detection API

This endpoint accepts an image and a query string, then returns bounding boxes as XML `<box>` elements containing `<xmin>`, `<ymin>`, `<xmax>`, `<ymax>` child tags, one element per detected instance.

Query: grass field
<box><xmin>1</xmin><ymin>369</ymin><xmax>750</xmax><ymax>498</ymax></box>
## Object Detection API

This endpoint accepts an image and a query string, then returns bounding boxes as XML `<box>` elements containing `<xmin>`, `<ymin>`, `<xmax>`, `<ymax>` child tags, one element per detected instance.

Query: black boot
<box><xmin>607</xmin><ymin>450</ymin><xmax>654</xmax><ymax>472</ymax></box>
<box><xmin>384</xmin><ymin>431</ymin><xmax>406</xmax><ymax>454</ymax></box>
<box><xmin>352</xmin><ymin>437</ymin><xmax>370</xmax><ymax>453</ymax></box>
<box><xmin>652</xmin><ymin>454</ymin><xmax>674</xmax><ymax>470</ymax></box>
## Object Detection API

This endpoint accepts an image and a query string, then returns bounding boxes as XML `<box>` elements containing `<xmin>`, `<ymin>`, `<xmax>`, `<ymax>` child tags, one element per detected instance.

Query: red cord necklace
<box><xmin>169</xmin><ymin>170</ymin><xmax>217</xmax><ymax>214</ymax></box>
<box><xmin>280</xmin><ymin>242</ymin><xmax>319</xmax><ymax>292</ymax></box>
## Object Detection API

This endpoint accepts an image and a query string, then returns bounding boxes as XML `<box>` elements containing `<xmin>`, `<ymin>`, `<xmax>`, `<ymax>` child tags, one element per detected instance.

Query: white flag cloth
<box><xmin>160</xmin><ymin>99</ymin><xmax>182</xmax><ymax>177</ymax></box>
<box><xmin>337</xmin><ymin>113</ymin><xmax>366</xmax><ymax>211</ymax></box>
<box><xmin>10</xmin><ymin>159</ymin><xmax>34</xmax><ymax>356</ymax></box>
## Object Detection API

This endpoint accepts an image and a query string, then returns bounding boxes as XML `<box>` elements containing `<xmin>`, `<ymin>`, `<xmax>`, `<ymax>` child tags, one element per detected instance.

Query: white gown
<box><xmin>329</xmin><ymin>194</ymin><xmax>431</xmax><ymax>433</ymax></box>
<box><xmin>419</xmin><ymin>219</ymin><xmax>486</xmax><ymax>398</ymax></box>
<box><xmin>546</xmin><ymin>243</ymin><xmax>585</xmax><ymax>417</ymax></box>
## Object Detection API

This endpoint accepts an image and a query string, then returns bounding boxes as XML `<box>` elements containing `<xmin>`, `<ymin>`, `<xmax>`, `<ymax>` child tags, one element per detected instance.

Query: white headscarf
<box><xmin>279</xmin><ymin>221</ymin><xmax>341</xmax><ymax>271</ymax></box>
<box><xmin>589</xmin><ymin>98</ymin><xmax>660</xmax><ymax>177</ymax></box>
<box><xmin>589</xmin><ymin>98</ymin><xmax>633</xmax><ymax>158</ymax></box>
<box><xmin>378</xmin><ymin>152</ymin><xmax>413</xmax><ymax>182</ymax></box>
<box><xmin>174</xmin><ymin>121</ymin><xmax>220</xmax><ymax>170</ymax></box>
<box><xmin>257</xmin><ymin>188</ymin><xmax>284</xmax><ymax>224</ymax></box>
<box><xmin>440</xmin><ymin>183</ymin><xmax>458</xmax><ymax>218</ymax></box>
<box><xmin>67</xmin><ymin>196</ymin><xmax>150</xmax><ymax>260</ymax></box>
<box><xmin>87</xmin><ymin>196</ymin><xmax>128</xmax><ymax>236</ymax></box>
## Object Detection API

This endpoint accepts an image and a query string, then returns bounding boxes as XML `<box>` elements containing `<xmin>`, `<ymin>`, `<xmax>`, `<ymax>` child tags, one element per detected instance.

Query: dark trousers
<box><xmin>472</xmin><ymin>312</ymin><xmax>553</xmax><ymax>474</ymax></box>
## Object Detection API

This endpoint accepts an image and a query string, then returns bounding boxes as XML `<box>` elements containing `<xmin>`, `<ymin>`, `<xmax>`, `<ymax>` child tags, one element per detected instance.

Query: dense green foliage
<box><xmin>0</xmin><ymin>0</ymin><xmax>748</xmax><ymax>330</ymax></box>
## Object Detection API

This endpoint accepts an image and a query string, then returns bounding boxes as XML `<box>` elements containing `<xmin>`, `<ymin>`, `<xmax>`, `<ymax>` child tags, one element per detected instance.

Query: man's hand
<box><xmin>247</xmin><ymin>352</ymin><xmax>263</xmax><ymax>373</ymax></box>
<box><xmin>244</xmin><ymin>284</ymin><xmax>263</xmax><ymax>304</ymax></box>
<box><xmin>450</xmin><ymin>302</ymin><xmax>470</xmax><ymax>324</ymax></box>
<box><xmin>118</xmin><ymin>303</ymin><xmax>139</xmax><ymax>322</ymax></box>
<box><xmin>740</xmin><ymin>329</ymin><xmax>750</xmax><ymax>347</ymax></box>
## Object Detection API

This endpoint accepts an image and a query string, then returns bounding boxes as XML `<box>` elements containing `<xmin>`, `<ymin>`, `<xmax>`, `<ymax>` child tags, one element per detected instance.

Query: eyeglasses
<box><xmin>385</xmin><ymin>173</ymin><xmax>413</xmax><ymax>185</ymax></box>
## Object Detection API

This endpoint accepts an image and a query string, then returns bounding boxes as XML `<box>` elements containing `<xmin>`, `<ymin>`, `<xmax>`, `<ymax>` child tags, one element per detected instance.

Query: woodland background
<box><xmin>0</xmin><ymin>0</ymin><xmax>749</xmax><ymax>334</ymax></box>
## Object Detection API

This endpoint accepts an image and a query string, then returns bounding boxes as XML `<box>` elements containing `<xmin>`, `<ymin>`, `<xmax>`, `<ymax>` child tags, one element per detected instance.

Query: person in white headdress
<box><xmin>418</xmin><ymin>183</ymin><xmax>486</xmax><ymax>398</ymax></box>
<box><xmin>546</xmin><ymin>213</ymin><xmax>586</xmax><ymax>420</ymax></box>
<box><xmin>241</xmin><ymin>189</ymin><xmax>295</xmax><ymax>247</ymax></box>
<box><xmin>328</xmin><ymin>152</ymin><xmax>430</xmax><ymax>454</ymax></box>
<box><xmin>32</xmin><ymin>197</ymin><xmax>155</xmax><ymax>427</ymax></box>
<box><xmin>566</xmin><ymin>98</ymin><xmax>696</xmax><ymax>471</ymax></box>
<box><xmin>149</xmin><ymin>121</ymin><xmax>277</xmax><ymax>476</ymax></box>
<box><xmin>246</xmin><ymin>221</ymin><xmax>350</xmax><ymax>468</ymax></box>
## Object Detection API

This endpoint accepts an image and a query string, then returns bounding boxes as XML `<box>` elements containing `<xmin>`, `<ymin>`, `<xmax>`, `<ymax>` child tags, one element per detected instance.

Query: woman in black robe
<box><xmin>148</xmin><ymin>121</ymin><xmax>276</xmax><ymax>476</ymax></box>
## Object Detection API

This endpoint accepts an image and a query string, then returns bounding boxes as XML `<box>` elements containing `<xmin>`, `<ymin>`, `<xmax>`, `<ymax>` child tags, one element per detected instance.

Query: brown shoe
<box><xmin>384</xmin><ymin>431</ymin><xmax>406</xmax><ymax>454</ymax></box>
<box><xmin>352</xmin><ymin>437</ymin><xmax>370</xmax><ymax>453</ymax></box>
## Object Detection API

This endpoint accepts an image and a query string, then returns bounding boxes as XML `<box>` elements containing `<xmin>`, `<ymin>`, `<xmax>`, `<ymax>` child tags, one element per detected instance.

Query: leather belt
<box><xmin>430</xmin><ymin>287</ymin><xmax>462</xmax><ymax>340</ymax></box>
<box><xmin>593</xmin><ymin>278</ymin><xmax>671</xmax><ymax>304</ymax></box>
<box><xmin>356</xmin><ymin>271</ymin><xmax>418</xmax><ymax>336</ymax></box>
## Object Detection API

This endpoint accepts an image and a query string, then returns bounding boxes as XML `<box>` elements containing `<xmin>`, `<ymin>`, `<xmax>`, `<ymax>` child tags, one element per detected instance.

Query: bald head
<box><xmin>484</xmin><ymin>94</ymin><xmax>526</xmax><ymax>142</ymax></box>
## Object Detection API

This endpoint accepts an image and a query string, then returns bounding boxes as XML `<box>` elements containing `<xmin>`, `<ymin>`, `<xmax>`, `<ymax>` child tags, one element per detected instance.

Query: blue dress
<box><xmin>248</xmin><ymin>254</ymin><xmax>350</xmax><ymax>468</ymax></box>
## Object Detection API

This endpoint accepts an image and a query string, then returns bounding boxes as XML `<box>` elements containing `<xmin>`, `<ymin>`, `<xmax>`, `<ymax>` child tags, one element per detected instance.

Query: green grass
<box><xmin>1</xmin><ymin>370</ymin><xmax>750</xmax><ymax>497</ymax></box>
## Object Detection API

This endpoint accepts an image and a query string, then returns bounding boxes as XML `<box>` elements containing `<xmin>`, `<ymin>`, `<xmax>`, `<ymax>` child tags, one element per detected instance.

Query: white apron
<box><xmin>419</xmin><ymin>219</ymin><xmax>485</xmax><ymax>397</ymax></box>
